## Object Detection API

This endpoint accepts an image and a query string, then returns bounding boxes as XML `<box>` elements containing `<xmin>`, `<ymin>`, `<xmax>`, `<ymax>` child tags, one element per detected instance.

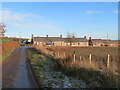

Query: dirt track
<box><xmin>2</xmin><ymin>47</ymin><xmax>35</xmax><ymax>88</ymax></box>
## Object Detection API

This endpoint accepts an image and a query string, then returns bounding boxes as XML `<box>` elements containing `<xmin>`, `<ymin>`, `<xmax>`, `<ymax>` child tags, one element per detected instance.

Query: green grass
<box><xmin>27</xmin><ymin>48</ymin><xmax>46</xmax><ymax>87</ymax></box>
<box><xmin>0</xmin><ymin>38</ymin><xmax>13</xmax><ymax>43</ymax></box>
<box><xmin>0</xmin><ymin>38</ymin><xmax>20</xmax><ymax>43</ymax></box>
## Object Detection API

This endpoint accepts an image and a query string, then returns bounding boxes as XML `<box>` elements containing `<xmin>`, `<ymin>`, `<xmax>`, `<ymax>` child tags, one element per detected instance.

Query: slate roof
<box><xmin>92</xmin><ymin>39</ymin><xmax>119</xmax><ymax>44</ymax></box>
<box><xmin>34</xmin><ymin>37</ymin><xmax>88</xmax><ymax>42</ymax></box>
<box><xmin>73</xmin><ymin>38</ymin><xmax>88</xmax><ymax>42</ymax></box>
<box><xmin>34</xmin><ymin>37</ymin><xmax>119</xmax><ymax>44</ymax></box>
<box><xmin>47</xmin><ymin>37</ymin><xmax>65</xmax><ymax>42</ymax></box>
<box><xmin>34</xmin><ymin>37</ymin><xmax>64</xmax><ymax>42</ymax></box>
<box><xmin>34</xmin><ymin>37</ymin><xmax>49</xmax><ymax>42</ymax></box>
<box><xmin>63</xmin><ymin>38</ymin><xmax>88</xmax><ymax>42</ymax></box>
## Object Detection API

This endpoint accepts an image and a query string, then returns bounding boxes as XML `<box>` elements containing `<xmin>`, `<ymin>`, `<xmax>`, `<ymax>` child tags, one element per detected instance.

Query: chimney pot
<box><xmin>89</xmin><ymin>37</ymin><xmax>91</xmax><ymax>40</ymax></box>
<box><xmin>60</xmin><ymin>35</ymin><xmax>62</xmax><ymax>38</ymax></box>
<box><xmin>32</xmin><ymin>34</ymin><xmax>34</xmax><ymax>38</ymax></box>
<box><xmin>46</xmin><ymin>35</ymin><xmax>48</xmax><ymax>38</ymax></box>
<box><xmin>84</xmin><ymin>36</ymin><xmax>86</xmax><ymax>38</ymax></box>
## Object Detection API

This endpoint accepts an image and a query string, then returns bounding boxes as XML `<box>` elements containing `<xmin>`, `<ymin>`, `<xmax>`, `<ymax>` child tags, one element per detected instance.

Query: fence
<box><xmin>35</xmin><ymin>46</ymin><xmax>118</xmax><ymax>72</ymax></box>
<box><xmin>52</xmin><ymin>52</ymin><xmax>116</xmax><ymax>69</ymax></box>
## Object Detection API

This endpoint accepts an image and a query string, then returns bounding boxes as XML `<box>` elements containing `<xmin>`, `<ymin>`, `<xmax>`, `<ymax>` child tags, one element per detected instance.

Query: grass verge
<box><xmin>27</xmin><ymin>48</ymin><xmax>44</xmax><ymax>88</ymax></box>
<box><xmin>26</xmin><ymin>48</ymin><xmax>87</xmax><ymax>88</ymax></box>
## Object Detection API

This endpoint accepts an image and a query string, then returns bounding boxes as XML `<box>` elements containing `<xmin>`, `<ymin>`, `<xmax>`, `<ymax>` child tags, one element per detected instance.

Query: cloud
<box><xmin>112</xmin><ymin>10</ymin><xmax>120</xmax><ymax>14</ymax></box>
<box><xmin>0</xmin><ymin>9</ymin><xmax>56</xmax><ymax>29</ymax></box>
<box><xmin>0</xmin><ymin>9</ymin><xmax>65</xmax><ymax>37</ymax></box>
<box><xmin>0</xmin><ymin>10</ymin><xmax>39</xmax><ymax>23</ymax></box>
<box><xmin>85</xmin><ymin>10</ymin><xmax>103</xmax><ymax>14</ymax></box>
<box><xmin>113</xmin><ymin>10</ymin><xmax>117</xmax><ymax>13</ymax></box>
<box><xmin>11</xmin><ymin>23</ymin><xmax>55</xmax><ymax>29</ymax></box>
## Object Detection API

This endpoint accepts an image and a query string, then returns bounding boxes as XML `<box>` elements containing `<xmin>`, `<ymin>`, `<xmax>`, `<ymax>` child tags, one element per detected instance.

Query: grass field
<box><xmin>28</xmin><ymin>46</ymin><xmax>120</xmax><ymax>88</ymax></box>
<box><xmin>0</xmin><ymin>38</ymin><xmax>15</xmax><ymax>43</ymax></box>
<box><xmin>35</xmin><ymin>46</ymin><xmax>119</xmax><ymax>72</ymax></box>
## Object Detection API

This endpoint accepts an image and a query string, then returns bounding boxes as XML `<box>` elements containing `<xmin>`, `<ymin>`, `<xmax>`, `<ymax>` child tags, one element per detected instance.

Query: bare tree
<box><xmin>0</xmin><ymin>23</ymin><xmax>6</xmax><ymax>37</ymax></box>
<box><xmin>65</xmin><ymin>32</ymin><xmax>76</xmax><ymax>46</ymax></box>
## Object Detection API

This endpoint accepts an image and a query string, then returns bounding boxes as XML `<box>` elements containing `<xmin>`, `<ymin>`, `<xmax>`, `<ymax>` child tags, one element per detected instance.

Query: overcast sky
<box><xmin>0</xmin><ymin>2</ymin><xmax>118</xmax><ymax>40</ymax></box>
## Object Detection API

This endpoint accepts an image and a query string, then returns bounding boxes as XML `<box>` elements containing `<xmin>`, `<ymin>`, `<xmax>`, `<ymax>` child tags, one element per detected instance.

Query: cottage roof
<box><xmin>34</xmin><ymin>37</ymin><xmax>49</xmax><ymax>42</ymax></box>
<box><xmin>34</xmin><ymin>37</ymin><xmax>88</xmax><ymax>42</ymax></box>
<box><xmin>47</xmin><ymin>37</ymin><xmax>65</xmax><ymax>42</ymax></box>
<box><xmin>34</xmin><ymin>37</ymin><xmax>64</xmax><ymax>42</ymax></box>
<box><xmin>74</xmin><ymin>38</ymin><xmax>88</xmax><ymax>42</ymax></box>
<box><xmin>92</xmin><ymin>39</ymin><xmax>118</xmax><ymax>44</ymax></box>
<box><xmin>63</xmin><ymin>38</ymin><xmax>88</xmax><ymax>42</ymax></box>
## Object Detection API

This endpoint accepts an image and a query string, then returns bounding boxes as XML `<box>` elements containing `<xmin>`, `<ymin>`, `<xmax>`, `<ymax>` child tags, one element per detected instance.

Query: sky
<box><xmin>0</xmin><ymin>2</ymin><xmax>118</xmax><ymax>40</ymax></box>
<box><xmin>1</xmin><ymin>0</ymin><xmax>119</xmax><ymax>2</ymax></box>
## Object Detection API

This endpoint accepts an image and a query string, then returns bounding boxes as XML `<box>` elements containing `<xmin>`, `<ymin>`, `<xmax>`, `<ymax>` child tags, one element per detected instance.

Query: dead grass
<box><xmin>34</xmin><ymin>45</ymin><xmax>120</xmax><ymax>88</ymax></box>
<box><xmin>1</xmin><ymin>42</ymin><xmax>20</xmax><ymax>61</ymax></box>
<box><xmin>35</xmin><ymin>46</ymin><xmax>119</xmax><ymax>73</ymax></box>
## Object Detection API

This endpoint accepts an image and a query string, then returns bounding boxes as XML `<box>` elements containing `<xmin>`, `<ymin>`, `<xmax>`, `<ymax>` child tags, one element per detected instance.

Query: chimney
<box><xmin>60</xmin><ymin>35</ymin><xmax>62</xmax><ymax>38</ymax></box>
<box><xmin>32</xmin><ymin>34</ymin><xmax>34</xmax><ymax>38</ymax></box>
<box><xmin>46</xmin><ymin>35</ymin><xmax>48</xmax><ymax>38</ymax></box>
<box><xmin>84</xmin><ymin>36</ymin><xmax>86</xmax><ymax>38</ymax></box>
<box><xmin>31</xmin><ymin>34</ymin><xmax>34</xmax><ymax>44</ymax></box>
<box><xmin>89</xmin><ymin>37</ymin><xmax>91</xmax><ymax>40</ymax></box>
<box><xmin>89</xmin><ymin>37</ymin><xmax>93</xmax><ymax>46</ymax></box>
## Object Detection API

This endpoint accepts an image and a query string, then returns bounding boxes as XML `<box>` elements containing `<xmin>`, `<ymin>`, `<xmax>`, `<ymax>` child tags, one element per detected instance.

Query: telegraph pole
<box><xmin>19</xmin><ymin>32</ymin><xmax>21</xmax><ymax>43</ymax></box>
<box><xmin>107</xmin><ymin>34</ymin><xmax>109</xmax><ymax>46</ymax></box>
<box><xmin>107</xmin><ymin>34</ymin><xmax>108</xmax><ymax>40</ymax></box>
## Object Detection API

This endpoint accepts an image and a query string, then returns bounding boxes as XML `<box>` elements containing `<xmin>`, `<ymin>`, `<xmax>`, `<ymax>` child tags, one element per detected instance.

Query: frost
<box><xmin>37</xmin><ymin>57</ymin><xmax>87</xmax><ymax>88</ymax></box>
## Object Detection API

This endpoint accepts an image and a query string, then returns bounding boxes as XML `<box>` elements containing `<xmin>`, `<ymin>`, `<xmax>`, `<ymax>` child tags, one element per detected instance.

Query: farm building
<box><xmin>31</xmin><ymin>34</ymin><xmax>119</xmax><ymax>47</ymax></box>
<box><xmin>31</xmin><ymin>34</ymin><xmax>89</xmax><ymax>46</ymax></box>
<box><xmin>92</xmin><ymin>39</ymin><xmax>119</xmax><ymax>47</ymax></box>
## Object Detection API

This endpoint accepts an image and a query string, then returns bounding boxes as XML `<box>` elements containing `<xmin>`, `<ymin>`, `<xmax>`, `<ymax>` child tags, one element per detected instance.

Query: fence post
<box><xmin>64</xmin><ymin>53</ymin><xmax>66</xmax><ymax>57</ymax></box>
<box><xmin>74</xmin><ymin>54</ymin><xmax>76</xmax><ymax>61</ymax></box>
<box><xmin>107</xmin><ymin>54</ymin><xmax>110</xmax><ymax>68</ymax></box>
<box><xmin>79</xmin><ymin>56</ymin><xmax>81</xmax><ymax>61</ymax></box>
<box><xmin>58</xmin><ymin>52</ymin><xmax>59</xmax><ymax>57</ymax></box>
<box><xmin>89</xmin><ymin>54</ymin><xmax>92</xmax><ymax>64</ymax></box>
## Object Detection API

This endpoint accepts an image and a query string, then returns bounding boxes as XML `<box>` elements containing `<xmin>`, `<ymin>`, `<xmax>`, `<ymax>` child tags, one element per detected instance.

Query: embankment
<box><xmin>0</xmin><ymin>42</ymin><xmax>19</xmax><ymax>61</ymax></box>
